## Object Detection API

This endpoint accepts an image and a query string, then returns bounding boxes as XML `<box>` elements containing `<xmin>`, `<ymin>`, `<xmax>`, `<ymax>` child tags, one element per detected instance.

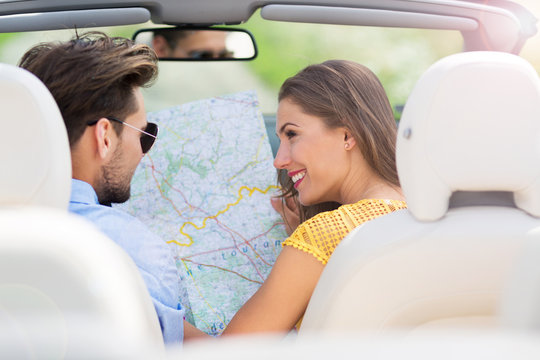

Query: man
<box><xmin>18</xmin><ymin>32</ymin><xmax>204</xmax><ymax>344</ymax></box>
<box><xmin>152</xmin><ymin>29</ymin><xmax>231</xmax><ymax>59</ymax></box>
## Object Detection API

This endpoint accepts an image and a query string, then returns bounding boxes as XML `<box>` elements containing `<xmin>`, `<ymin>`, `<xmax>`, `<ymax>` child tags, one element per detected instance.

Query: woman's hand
<box><xmin>271</xmin><ymin>196</ymin><xmax>300</xmax><ymax>236</ymax></box>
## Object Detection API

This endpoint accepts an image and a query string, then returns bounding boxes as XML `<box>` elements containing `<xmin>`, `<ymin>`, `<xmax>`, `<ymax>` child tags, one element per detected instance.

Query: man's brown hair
<box><xmin>18</xmin><ymin>31</ymin><xmax>158</xmax><ymax>147</ymax></box>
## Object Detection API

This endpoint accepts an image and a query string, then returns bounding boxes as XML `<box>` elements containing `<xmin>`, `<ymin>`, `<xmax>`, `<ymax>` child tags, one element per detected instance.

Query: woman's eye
<box><xmin>285</xmin><ymin>130</ymin><xmax>296</xmax><ymax>139</ymax></box>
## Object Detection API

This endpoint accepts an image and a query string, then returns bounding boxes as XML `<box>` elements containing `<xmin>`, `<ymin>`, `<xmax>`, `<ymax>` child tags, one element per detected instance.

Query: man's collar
<box><xmin>70</xmin><ymin>179</ymin><xmax>99</xmax><ymax>205</ymax></box>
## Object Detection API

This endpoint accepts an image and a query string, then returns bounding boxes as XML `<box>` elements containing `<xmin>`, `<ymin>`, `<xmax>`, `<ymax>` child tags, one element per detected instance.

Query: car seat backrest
<box><xmin>397</xmin><ymin>51</ymin><xmax>540</xmax><ymax>221</ymax></box>
<box><xmin>0</xmin><ymin>63</ymin><xmax>71</xmax><ymax>209</ymax></box>
<box><xmin>0</xmin><ymin>64</ymin><xmax>164</xmax><ymax>356</ymax></box>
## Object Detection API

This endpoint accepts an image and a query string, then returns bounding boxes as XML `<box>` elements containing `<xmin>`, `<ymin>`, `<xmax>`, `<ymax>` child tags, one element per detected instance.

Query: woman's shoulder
<box><xmin>340</xmin><ymin>198</ymin><xmax>407</xmax><ymax>226</ymax></box>
<box><xmin>284</xmin><ymin>199</ymin><xmax>407</xmax><ymax>264</ymax></box>
<box><xmin>343</xmin><ymin>198</ymin><xmax>407</xmax><ymax>211</ymax></box>
<box><xmin>293</xmin><ymin>199</ymin><xmax>407</xmax><ymax>235</ymax></box>
<box><xmin>296</xmin><ymin>199</ymin><xmax>403</xmax><ymax>224</ymax></box>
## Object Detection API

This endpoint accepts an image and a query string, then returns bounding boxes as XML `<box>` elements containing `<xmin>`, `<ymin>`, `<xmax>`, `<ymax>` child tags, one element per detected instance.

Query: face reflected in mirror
<box><xmin>153</xmin><ymin>30</ymin><xmax>230</xmax><ymax>59</ymax></box>
<box><xmin>137</xmin><ymin>28</ymin><xmax>256</xmax><ymax>60</ymax></box>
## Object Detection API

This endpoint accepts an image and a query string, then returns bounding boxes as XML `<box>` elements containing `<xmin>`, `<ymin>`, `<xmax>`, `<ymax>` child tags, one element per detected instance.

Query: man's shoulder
<box><xmin>70</xmin><ymin>201</ymin><xmax>156</xmax><ymax>241</ymax></box>
<box><xmin>70</xmin><ymin>198</ymin><xmax>132</xmax><ymax>221</ymax></box>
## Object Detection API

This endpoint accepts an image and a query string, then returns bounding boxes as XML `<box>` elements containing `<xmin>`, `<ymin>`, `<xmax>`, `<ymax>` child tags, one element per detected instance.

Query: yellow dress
<box><xmin>283</xmin><ymin>199</ymin><xmax>407</xmax><ymax>264</ymax></box>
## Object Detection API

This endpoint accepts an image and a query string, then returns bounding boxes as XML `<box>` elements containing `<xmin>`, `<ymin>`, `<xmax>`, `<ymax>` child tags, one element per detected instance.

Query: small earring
<box><xmin>344</xmin><ymin>143</ymin><xmax>350</xmax><ymax>149</ymax></box>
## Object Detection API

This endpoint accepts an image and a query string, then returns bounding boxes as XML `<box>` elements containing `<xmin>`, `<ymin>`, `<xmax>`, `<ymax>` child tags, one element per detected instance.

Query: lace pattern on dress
<box><xmin>283</xmin><ymin>199</ymin><xmax>407</xmax><ymax>264</ymax></box>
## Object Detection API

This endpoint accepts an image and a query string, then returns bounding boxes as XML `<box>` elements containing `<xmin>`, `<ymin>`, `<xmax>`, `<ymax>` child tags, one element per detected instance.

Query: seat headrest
<box><xmin>0</xmin><ymin>64</ymin><xmax>71</xmax><ymax>209</ymax></box>
<box><xmin>396</xmin><ymin>52</ymin><xmax>540</xmax><ymax>221</ymax></box>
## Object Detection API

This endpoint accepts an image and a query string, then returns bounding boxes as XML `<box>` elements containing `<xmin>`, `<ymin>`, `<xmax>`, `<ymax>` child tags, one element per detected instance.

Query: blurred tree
<box><xmin>243</xmin><ymin>11</ymin><xmax>464</xmax><ymax>118</ymax></box>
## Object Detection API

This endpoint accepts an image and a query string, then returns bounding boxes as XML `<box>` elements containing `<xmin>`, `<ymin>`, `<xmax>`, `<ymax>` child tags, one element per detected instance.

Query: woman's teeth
<box><xmin>292</xmin><ymin>172</ymin><xmax>305</xmax><ymax>184</ymax></box>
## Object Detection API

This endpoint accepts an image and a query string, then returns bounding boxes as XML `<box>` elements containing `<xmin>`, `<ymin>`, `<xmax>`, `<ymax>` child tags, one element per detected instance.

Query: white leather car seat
<box><xmin>499</xmin><ymin>224</ymin><xmax>540</xmax><ymax>330</ymax></box>
<box><xmin>0</xmin><ymin>63</ymin><xmax>164</xmax><ymax>357</ymax></box>
<box><xmin>300</xmin><ymin>51</ymin><xmax>540</xmax><ymax>334</ymax></box>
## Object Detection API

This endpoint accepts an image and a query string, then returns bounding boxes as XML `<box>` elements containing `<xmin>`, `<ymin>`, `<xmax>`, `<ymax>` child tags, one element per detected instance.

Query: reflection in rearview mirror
<box><xmin>133</xmin><ymin>27</ymin><xmax>257</xmax><ymax>61</ymax></box>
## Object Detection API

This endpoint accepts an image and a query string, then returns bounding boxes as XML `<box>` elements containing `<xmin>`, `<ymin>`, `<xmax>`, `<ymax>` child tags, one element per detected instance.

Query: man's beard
<box><xmin>96</xmin><ymin>147</ymin><xmax>134</xmax><ymax>205</ymax></box>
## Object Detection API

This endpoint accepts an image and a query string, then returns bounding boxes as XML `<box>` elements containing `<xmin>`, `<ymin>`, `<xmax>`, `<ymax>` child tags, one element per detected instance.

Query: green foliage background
<box><xmin>0</xmin><ymin>33</ymin><xmax>17</xmax><ymax>47</ymax></box>
<box><xmin>1</xmin><ymin>11</ymin><xmax>538</xmax><ymax>119</ymax></box>
<box><xmin>242</xmin><ymin>11</ymin><xmax>463</xmax><ymax>116</ymax></box>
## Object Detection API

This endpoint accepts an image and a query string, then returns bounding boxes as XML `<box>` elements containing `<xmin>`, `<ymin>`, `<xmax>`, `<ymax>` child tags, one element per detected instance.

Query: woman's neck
<box><xmin>340</xmin><ymin>169</ymin><xmax>405</xmax><ymax>204</ymax></box>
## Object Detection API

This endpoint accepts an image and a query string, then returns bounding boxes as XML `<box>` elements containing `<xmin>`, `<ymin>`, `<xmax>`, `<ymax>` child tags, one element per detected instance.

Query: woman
<box><xmin>223</xmin><ymin>60</ymin><xmax>406</xmax><ymax>334</ymax></box>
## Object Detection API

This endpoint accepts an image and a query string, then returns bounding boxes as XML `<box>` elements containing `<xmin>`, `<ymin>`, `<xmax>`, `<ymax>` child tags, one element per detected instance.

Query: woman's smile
<box><xmin>289</xmin><ymin>169</ymin><xmax>306</xmax><ymax>188</ymax></box>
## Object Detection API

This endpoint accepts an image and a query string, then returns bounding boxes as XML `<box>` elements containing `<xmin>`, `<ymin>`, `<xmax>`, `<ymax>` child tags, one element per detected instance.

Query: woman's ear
<box><xmin>343</xmin><ymin>129</ymin><xmax>356</xmax><ymax>150</ymax></box>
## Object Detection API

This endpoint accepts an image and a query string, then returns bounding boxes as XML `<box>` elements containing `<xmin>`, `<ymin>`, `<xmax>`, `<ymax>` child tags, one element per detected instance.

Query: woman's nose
<box><xmin>273</xmin><ymin>143</ymin><xmax>290</xmax><ymax>169</ymax></box>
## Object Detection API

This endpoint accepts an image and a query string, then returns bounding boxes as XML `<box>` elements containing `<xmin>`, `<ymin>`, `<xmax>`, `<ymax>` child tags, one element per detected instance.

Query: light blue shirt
<box><xmin>69</xmin><ymin>179</ymin><xmax>184</xmax><ymax>345</ymax></box>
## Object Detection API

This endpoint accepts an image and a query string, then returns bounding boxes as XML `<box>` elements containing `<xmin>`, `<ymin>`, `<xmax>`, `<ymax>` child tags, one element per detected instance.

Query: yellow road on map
<box><xmin>167</xmin><ymin>185</ymin><xmax>279</xmax><ymax>246</ymax></box>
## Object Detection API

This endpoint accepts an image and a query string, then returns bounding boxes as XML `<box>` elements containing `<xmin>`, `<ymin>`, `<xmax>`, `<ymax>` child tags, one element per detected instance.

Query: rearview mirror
<box><xmin>133</xmin><ymin>27</ymin><xmax>257</xmax><ymax>61</ymax></box>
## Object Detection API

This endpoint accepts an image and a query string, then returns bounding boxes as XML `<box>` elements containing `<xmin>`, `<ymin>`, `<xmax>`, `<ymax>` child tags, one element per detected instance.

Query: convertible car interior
<box><xmin>0</xmin><ymin>0</ymin><xmax>539</xmax><ymax>358</ymax></box>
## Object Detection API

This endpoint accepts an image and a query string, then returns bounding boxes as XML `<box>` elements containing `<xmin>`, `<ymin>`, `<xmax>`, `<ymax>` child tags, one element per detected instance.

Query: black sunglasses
<box><xmin>87</xmin><ymin>117</ymin><xmax>158</xmax><ymax>154</ymax></box>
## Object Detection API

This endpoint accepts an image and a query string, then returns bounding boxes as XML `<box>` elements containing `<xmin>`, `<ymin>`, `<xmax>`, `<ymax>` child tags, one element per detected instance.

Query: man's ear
<box><xmin>343</xmin><ymin>129</ymin><xmax>356</xmax><ymax>150</ymax></box>
<box><xmin>93</xmin><ymin>118</ymin><xmax>114</xmax><ymax>160</ymax></box>
<box><xmin>152</xmin><ymin>35</ymin><xmax>170</xmax><ymax>58</ymax></box>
